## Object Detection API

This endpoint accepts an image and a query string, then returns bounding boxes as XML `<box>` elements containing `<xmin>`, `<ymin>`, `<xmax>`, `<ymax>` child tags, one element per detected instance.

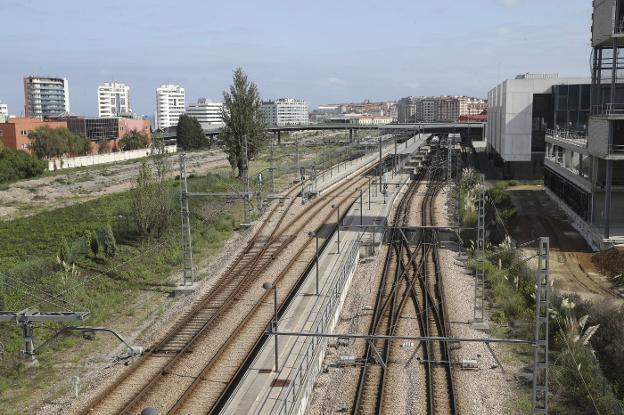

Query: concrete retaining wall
<box><xmin>48</xmin><ymin>145</ymin><xmax>177</xmax><ymax>171</ymax></box>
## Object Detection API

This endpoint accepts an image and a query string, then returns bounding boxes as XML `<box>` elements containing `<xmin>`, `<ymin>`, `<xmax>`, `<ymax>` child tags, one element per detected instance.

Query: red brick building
<box><xmin>0</xmin><ymin>117</ymin><xmax>67</xmax><ymax>152</ymax></box>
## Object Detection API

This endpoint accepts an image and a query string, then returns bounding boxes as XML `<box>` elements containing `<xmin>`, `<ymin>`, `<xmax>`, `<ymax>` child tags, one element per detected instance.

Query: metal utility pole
<box><xmin>296</xmin><ymin>134</ymin><xmax>300</xmax><ymax>181</ymax></box>
<box><xmin>447</xmin><ymin>136</ymin><xmax>452</xmax><ymax>181</ymax></box>
<box><xmin>394</xmin><ymin>135</ymin><xmax>398</xmax><ymax>175</ymax></box>
<box><xmin>472</xmin><ymin>174</ymin><xmax>486</xmax><ymax>324</ymax></box>
<box><xmin>244</xmin><ymin>135</ymin><xmax>250</xmax><ymax>224</ymax></box>
<box><xmin>270</xmin><ymin>136</ymin><xmax>275</xmax><ymax>193</ymax></box>
<box><xmin>532</xmin><ymin>237</ymin><xmax>550</xmax><ymax>415</ymax></box>
<box><xmin>179</xmin><ymin>153</ymin><xmax>194</xmax><ymax>286</ymax></box>
<box><xmin>332</xmin><ymin>203</ymin><xmax>341</xmax><ymax>254</ymax></box>
<box><xmin>379</xmin><ymin>135</ymin><xmax>383</xmax><ymax>192</ymax></box>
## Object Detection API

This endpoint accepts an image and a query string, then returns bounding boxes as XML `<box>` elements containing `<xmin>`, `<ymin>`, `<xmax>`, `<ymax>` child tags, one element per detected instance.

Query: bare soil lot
<box><xmin>505</xmin><ymin>184</ymin><xmax>621</xmax><ymax>301</ymax></box>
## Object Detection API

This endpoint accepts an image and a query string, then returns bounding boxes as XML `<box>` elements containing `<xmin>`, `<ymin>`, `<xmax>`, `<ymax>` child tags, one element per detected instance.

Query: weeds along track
<box><xmin>353</xmin><ymin>147</ymin><xmax>456</xmax><ymax>415</ymax></box>
<box><xmin>77</xmin><ymin>156</ymin><xmax>381</xmax><ymax>415</ymax></box>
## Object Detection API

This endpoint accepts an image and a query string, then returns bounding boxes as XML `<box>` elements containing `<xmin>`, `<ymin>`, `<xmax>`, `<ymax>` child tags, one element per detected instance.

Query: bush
<box><xmin>96</xmin><ymin>225</ymin><xmax>117</xmax><ymax>258</ymax></box>
<box><xmin>130</xmin><ymin>160</ymin><xmax>175</xmax><ymax>240</ymax></box>
<box><xmin>118</xmin><ymin>130</ymin><xmax>150</xmax><ymax>151</ymax></box>
<box><xmin>0</xmin><ymin>145</ymin><xmax>47</xmax><ymax>184</ymax></box>
<box><xmin>29</xmin><ymin>126</ymin><xmax>91</xmax><ymax>159</ymax></box>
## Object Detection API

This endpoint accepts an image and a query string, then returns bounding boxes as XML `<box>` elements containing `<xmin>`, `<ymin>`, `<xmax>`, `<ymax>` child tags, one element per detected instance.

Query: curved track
<box><xmin>77</xmin><ymin>155</ymin><xmax>384</xmax><ymax>415</ymax></box>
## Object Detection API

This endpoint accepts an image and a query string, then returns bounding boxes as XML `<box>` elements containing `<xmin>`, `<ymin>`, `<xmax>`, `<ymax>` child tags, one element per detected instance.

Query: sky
<box><xmin>0</xmin><ymin>0</ymin><xmax>592</xmax><ymax>117</ymax></box>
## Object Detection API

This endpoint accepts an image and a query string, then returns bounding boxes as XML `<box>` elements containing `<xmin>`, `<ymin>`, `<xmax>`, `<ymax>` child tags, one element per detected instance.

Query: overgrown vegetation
<box><xmin>459</xmin><ymin>170</ymin><xmax>624</xmax><ymax>414</ymax></box>
<box><xmin>0</xmin><ymin>153</ymin><xmax>241</xmax><ymax>410</ymax></box>
<box><xmin>0</xmin><ymin>145</ymin><xmax>47</xmax><ymax>184</ymax></box>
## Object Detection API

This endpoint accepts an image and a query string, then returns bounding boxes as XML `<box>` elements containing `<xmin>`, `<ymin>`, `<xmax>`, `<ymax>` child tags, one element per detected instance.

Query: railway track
<box><xmin>353</xmin><ymin>145</ymin><xmax>457</xmax><ymax>415</ymax></box>
<box><xmin>77</xmin><ymin>154</ymin><xmax>386</xmax><ymax>415</ymax></box>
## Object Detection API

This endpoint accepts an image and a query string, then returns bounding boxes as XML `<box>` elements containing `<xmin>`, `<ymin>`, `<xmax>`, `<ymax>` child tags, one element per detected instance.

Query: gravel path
<box><xmin>436</xmin><ymin>182</ymin><xmax>524</xmax><ymax>415</ymax></box>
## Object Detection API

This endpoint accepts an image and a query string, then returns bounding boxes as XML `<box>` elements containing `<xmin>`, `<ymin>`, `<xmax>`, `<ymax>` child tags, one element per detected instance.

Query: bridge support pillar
<box><xmin>277</xmin><ymin>130</ymin><xmax>281</xmax><ymax>145</ymax></box>
<box><xmin>349</xmin><ymin>128</ymin><xmax>353</xmax><ymax>142</ymax></box>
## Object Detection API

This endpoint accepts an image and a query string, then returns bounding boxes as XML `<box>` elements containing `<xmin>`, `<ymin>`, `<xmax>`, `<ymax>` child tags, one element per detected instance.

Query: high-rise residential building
<box><xmin>0</xmin><ymin>102</ymin><xmax>7</xmax><ymax>122</ymax></box>
<box><xmin>23</xmin><ymin>76</ymin><xmax>70</xmax><ymax>118</ymax></box>
<box><xmin>155</xmin><ymin>84</ymin><xmax>185</xmax><ymax>129</ymax></box>
<box><xmin>261</xmin><ymin>98</ymin><xmax>309</xmax><ymax>126</ymax></box>
<box><xmin>186</xmin><ymin>98</ymin><xmax>224</xmax><ymax>129</ymax></box>
<box><xmin>98</xmin><ymin>82</ymin><xmax>131</xmax><ymax>118</ymax></box>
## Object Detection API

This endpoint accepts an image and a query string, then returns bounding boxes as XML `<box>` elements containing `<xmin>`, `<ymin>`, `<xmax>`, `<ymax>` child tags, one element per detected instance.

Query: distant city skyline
<box><xmin>0</xmin><ymin>0</ymin><xmax>591</xmax><ymax>117</ymax></box>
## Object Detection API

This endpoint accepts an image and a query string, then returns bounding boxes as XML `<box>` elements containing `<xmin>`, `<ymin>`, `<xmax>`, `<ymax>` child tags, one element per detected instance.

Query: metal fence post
<box><xmin>532</xmin><ymin>237</ymin><xmax>550</xmax><ymax>415</ymax></box>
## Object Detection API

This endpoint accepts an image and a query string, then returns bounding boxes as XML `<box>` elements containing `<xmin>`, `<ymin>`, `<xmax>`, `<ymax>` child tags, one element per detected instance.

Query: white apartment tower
<box><xmin>186</xmin><ymin>98</ymin><xmax>224</xmax><ymax>128</ymax></box>
<box><xmin>23</xmin><ymin>76</ymin><xmax>70</xmax><ymax>118</ymax></box>
<box><xmin>98</xmin><ymin>82</ymin><xmax>131</xmax><ymax>118</ymax></box>
<box><xmin>156</xmin><ymin>84</ymin><xmax>185</xmax><ymax>129</ymax></box>
<box><xmin>261</xmin><ymin>98</ymin><xmax>309</xmax><ymax>126</ymax></box>
<box><xmin>0</xmin><ymin>102</ymin><xmax>7</xmax><ymax>122</ymax></box>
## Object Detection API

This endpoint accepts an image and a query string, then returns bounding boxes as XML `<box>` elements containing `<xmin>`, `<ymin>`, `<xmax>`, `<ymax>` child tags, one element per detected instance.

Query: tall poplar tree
<box><xmin>221</xmin><ymin>68</ymin><xmax>267</xmax><ymax>178</ymax></box>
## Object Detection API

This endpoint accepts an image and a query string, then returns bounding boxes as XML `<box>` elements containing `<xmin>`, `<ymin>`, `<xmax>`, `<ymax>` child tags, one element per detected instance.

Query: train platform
<box><xmin>220</xmin><ymin>140</ymin><xmax>427</xmax><ymax>414</ymax></box>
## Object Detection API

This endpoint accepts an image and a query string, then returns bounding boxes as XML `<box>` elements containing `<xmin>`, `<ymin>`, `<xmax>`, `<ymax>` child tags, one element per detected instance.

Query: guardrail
<box><xmin>264</xmin><ymin>238</ymin><xmax>361</xmax><ymax>415</ymax></box>
<box><xmin>546</xmin><ymin>129</ymin><xmax>587</xmax><ymax>147</ymax></box>
<box><xmin>592</xmin><ymin>102</ymin><xmax>624</xmax><ymax>116</ymax></box>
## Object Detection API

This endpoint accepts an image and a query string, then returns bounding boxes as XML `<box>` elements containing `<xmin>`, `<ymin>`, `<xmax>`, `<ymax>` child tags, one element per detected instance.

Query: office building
<box><xmin>543</xmin><ymin>0</ymin><xmax>624</xmax><ymax>247</ymax></box>
<box><xmin>487</xmin><ymin>74</ymin><xmax>589</xmax><ymax>179</ymax></box>
<box><xmin>261</xmin><ymin>98</ymin><xmax>309</xmax><ymax>126</ymax></box>
<box><xmin>186</xmin><ymin>98</ymin><xmax>224</xmax><ymax>129</ymax></box>
<box><xmin>98</xmin><ymin>82</ymin><xmax>131</xmax><ymax>118</ymax></box>
<box><xmin>156</xmin><ymin>84</ymin><xmax>185</xmax><ymax>129</ymax></box>
<box><xmin>23</xmin><ymin>76</ymin><xmax>70</xmax><ymax>118</ymax></box>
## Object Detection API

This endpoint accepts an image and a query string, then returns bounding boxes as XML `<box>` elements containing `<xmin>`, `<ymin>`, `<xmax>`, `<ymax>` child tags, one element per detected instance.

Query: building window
<box><xmin>20</xmin><ymin>129</ymin><xmax>28</xmax><ymax>136</ymax></box>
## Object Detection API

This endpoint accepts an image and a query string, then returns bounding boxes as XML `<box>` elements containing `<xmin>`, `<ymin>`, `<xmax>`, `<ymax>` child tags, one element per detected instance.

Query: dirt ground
<box><xmin>505</xmin><ymin>184</ymin><xmax>622</xmax><ymax>302</ymax></box>
<box><xmin>0</xmin><ymin>149</ymin><xmax>229</xmax><ymax>220</ymax></box>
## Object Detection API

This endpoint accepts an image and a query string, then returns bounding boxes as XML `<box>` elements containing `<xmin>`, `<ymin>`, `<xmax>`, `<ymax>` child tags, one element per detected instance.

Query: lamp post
<box><xmin>331</xmin><ymin>203</ymin><xmax>340</xmax><ymax>254</ymax></box>
<box><xmin>308</xmin><ymin>231</ymin><xmax>320</xmax><ymax>295</ymax></box>
<box><xmin>368</xmin><ymin>176</ymin><xmax>371</xmax><ymax>210</ymax></box>
<box><xmin>360</xmin><ymin>188</ymin><xmax>363</xmax><ymax>225</ymax></box>
<box><xmin>262</xmin><ymin>282</ymin><xmax>279</xmax><ymax>372</ymax></box>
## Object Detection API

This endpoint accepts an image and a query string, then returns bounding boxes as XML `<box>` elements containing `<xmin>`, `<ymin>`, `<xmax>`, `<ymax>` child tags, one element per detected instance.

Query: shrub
<box><xmin>0</xmin><ymin>145</ymin><xmax>47</xmax><ymax>184</ymax></box>
<box><xmin>118</xmin><ymin>130</ymin><xmax>150</xmax><ymax>151</ymax></box>
<box><xmin>97</xmin><ymin>225</ymin><xmax>117</xmax><ymax>258</ymax></box>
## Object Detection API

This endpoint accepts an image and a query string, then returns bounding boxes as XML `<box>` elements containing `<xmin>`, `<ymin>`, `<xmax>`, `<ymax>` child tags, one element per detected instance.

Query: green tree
<box><xmin>0</xmin><ymin>144</ymin><xmax>47</xmax><ymax>184</ymax></box>
<box><xmin>221</xmin><ymin>67</ymin><xmax>267</xmax><ymax>178</ymax></box>
<box><xmin>118</xmin><ymin>130</ymin><xmax>150</xmax><ymax>151</ymax></box>
<box><xmin>176</xmin><ymin>114</ymin><xmax>206</xmax><ymax>150</ymax></box>
<box><xmin>29</xmin><ymin>126</ymin><xmax>91</xmax><ymax>159</ymax></box>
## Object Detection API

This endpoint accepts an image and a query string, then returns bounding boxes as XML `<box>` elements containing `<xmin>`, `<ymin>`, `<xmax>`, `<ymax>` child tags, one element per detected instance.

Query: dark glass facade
<box><xmin>552</xmin><ymin>84</ymin><xmax>591</xmax><ymax>132</ymax></box>
<box><xmin>544</xmin><ymin>168</ymin><xmax>590</xmax><ymax>220</ymax></box>
<box><xmin>531</xmin><ymin>93</ymin><xmax>553</xmax><ymax>152</ymax></box>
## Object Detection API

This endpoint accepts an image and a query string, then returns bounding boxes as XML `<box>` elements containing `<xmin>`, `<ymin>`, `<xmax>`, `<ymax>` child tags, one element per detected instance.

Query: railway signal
<box><xmin>262</xmin><ymin>282</ymin><xmax>279</xmax><ymax>372</ymax></box>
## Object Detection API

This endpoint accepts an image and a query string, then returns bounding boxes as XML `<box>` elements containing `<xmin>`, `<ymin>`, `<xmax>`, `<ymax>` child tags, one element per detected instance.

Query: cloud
<box><xmin>315</xmin><ymin>77</ymin><xmax>346</xmax><ymax>87</ymax></box>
